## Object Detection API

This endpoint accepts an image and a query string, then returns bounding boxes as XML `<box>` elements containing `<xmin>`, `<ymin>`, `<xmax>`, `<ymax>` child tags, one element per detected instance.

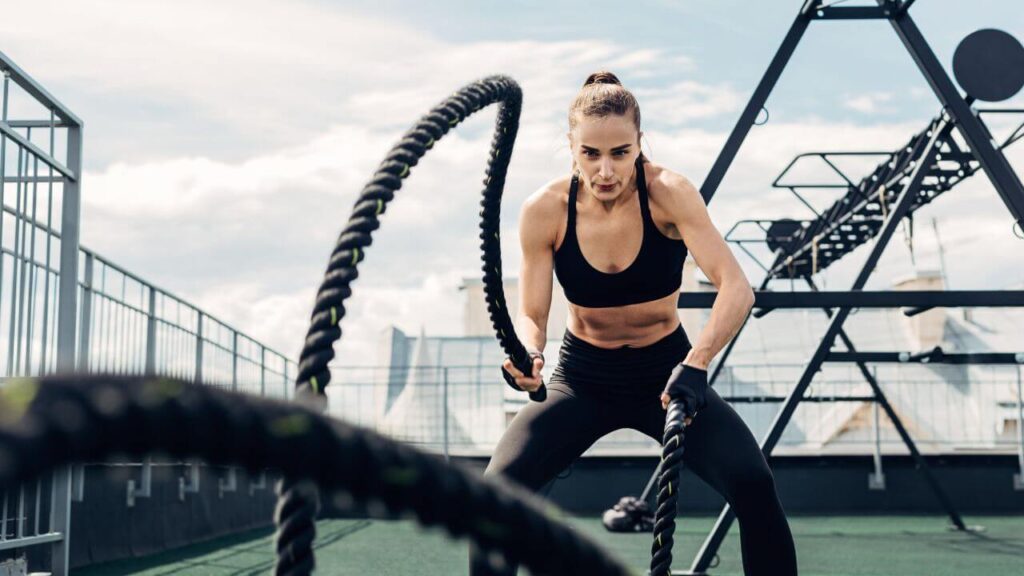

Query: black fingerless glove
<box><xmin>662</xmin><ymin>364</ymin><xmax>708</xmax><ymax>417</ymax></box>
<box><xmin>501</xmin><ymin>351</ymin><xmax>547</xmax><ymax>402</ymax></box>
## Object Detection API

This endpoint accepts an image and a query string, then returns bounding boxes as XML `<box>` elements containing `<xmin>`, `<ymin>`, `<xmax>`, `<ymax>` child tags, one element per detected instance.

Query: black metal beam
<box><xmin>723</xmin><ymin>395</ymin><xmax>877</xmax><ymax>403</ymax></box>
<box><xmin>813</xmin><ymin>6</ymin><xmax>889</xmax><ymax>19</ymax></box>
<box><xmin>826</xmin><ymin>307</ymin><xmax>967</xmax><ymax>529</ymax></box>
<box><xmin>689</xmin><ymin>117</ymin><xmax>951</xmax><ymax>576</ymax></box>
<box><xmin>678</xmin><ymin>290</ymin><xmax>1024</xmax><ymax>310</ymax></box>
<box><xmin>888</xmin><ymin>8</ymin><xmax>1024</xmax><ymax>229</ymax></box>
<box><xmin>698</xmin><ymin>9</ymin><xmax>812</xmax><ymax>204</ymax></box>
<box><xmin>828</xmin><ymin>351</ymin><xmax>1024</xmax><ymax>365</ymax></box>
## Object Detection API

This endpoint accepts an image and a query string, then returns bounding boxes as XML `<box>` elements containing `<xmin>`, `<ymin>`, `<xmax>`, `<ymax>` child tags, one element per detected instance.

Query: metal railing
<box><xmin>77</xmin><ymin>249</ymin><xmax>294</xmax><ymax>398</ymax></box>
<box><xmin>0</xmin><ymin>49</ymin><xmax>297</xmax><ymax>574</ymax></box>
<box><xmin>1</xmin><ymin>46</ymin><xmax>82</xmax><ymax>574</ymax></box>
<box><xmin>329</xmin><ymin>363</ymin><xmax>1024</xmax><ymax>460</ymax></box>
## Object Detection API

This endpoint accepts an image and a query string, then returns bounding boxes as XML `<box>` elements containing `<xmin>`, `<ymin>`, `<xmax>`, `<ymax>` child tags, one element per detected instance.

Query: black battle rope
<box><xmin>0</xmin><ymin>375</ymin><xmax>631</xmax><ymax>576</ymax></box>
<box><xmin>651</xmin><ymin>400</ymin><xmax>687</xmax><ymax>576</ymax></box>
<box><xmin>278</xmin><ymin>75</ymin><xmax>545</xmax><ymax>575</ymax></box>
<box><xmin>292</xmin><ymin>75</ymin><xmax>542</xmax><ymax>401</ymax></box>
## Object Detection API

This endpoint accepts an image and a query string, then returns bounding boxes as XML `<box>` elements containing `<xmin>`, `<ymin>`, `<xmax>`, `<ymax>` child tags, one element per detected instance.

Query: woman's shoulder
<box><xmin>642</xmin><ymin>161</ymin><xmax>702</xmax><ymax>211</ymax></box>
<box><xmin>522</xmin><ymin>175</ymin><xmax>572</xmax><ymax>218</ymax></box>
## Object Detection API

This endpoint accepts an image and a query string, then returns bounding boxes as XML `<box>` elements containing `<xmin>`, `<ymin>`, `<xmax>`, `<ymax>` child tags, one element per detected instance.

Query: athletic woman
<box><xmin>470</xmin><ymin>71</ymin><xmax>797</xmax><ymax>576</ymax></box>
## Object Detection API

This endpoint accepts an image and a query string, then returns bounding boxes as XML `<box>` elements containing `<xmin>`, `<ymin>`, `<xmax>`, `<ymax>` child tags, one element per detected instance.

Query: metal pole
<box><xmin>40</xmin><ymin>109</ymin><xmax>56</xmax><ymax>374</ymax></box>
<box><xmin>0</xmin><ymin>73</ymin><xmax>7</xmax><ymax>375</ymax></box>
<box><xmin>7</xmin><ymin>145</ymin><xmax>24</xmax><ymax>377</ymax></box>
<box><xmin>77</xmin><ymin>252</ymin><xmax>94</xmax><ymax>372</ymax></box>
<box><xmin>443</xmin><ymin>367</ymin><xmax>450</xmax><ymax>462</ymax></box>
<box><xmin>869</xmin><ymin>365</ymin><xmax>885</xmax><ymax>490</ymax></box>
<box><xmin>49</xmin><ymin>114</ymin><xmax>82</xmax><ymax>576</ymax></box>
<box><xmin>145</xmin><ymin>288</ymin><xmax>156</xmax><ymax>376</ymax></box>
<box><xmin>1014</xmin><ymin>361</ymin><xmax>1024</xmax><ymax>490</ymax></box>
<box><xmin>690</xmin><ymin>117</ymin><xmax>952</xmax><ymax>574</ymax></box>
<box><xmin>699</xmin><ymin>3</ymin><xmax>814</xmax><ymax>204</ymax></box>
<box><xmin>889</xmin><ymin>9</ymin><xmax>1024</xmax><ymax>228</ymax></box>
<box><xmin>232</xmin><ymin>331</ymin><xmax>238</xmax><ymax>392</ymax></box>
<box><xmin>194</xmin><ymin>311</ymin><xmax>204</xmax><ymax>384</ymax></box>
<box><xmin>284</xmin><ymin>361</ymin><xmax>291</xmax><ymax>400</ymax></box>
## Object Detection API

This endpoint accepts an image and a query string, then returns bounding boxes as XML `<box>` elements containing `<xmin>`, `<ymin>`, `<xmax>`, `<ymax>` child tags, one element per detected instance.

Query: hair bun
<box><xmin>583</xmin><ymin>71</ymin><xmax>622</xmax><ymax>87</ymax></box>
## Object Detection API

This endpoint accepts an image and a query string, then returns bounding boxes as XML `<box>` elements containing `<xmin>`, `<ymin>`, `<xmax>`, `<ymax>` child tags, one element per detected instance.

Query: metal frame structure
<box><xmin>683</xmin><ymin>1</ymin><xmax>1024</xmax><ymax>574</ymax></box>
<box><xmin>0</xmin><ymin>47</ymin><xmax>82</xmax><ymax>576</ymax></box>
<box><xmin>0</xmin><ymin>49</ymin><xmax>298</xmax><ymax>574</ymax></box>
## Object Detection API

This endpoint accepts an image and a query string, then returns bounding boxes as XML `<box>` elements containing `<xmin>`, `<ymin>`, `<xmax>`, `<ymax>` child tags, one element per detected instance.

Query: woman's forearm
<box><xmin>518</xmin><ymin>313</ymin><xmax>548</xmax><ymax>355</ymax></box>
<box><xmin>684</xmin><ymin>280</ymin><xmax>754</xmax><ymax>370</ymax></box>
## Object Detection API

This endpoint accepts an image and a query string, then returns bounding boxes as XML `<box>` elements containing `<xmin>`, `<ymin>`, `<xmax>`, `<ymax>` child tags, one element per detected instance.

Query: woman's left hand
<box><xmin>660</xmin><ymin>363</ymin><xmax>709</xmax><ymax>425</ymax></box>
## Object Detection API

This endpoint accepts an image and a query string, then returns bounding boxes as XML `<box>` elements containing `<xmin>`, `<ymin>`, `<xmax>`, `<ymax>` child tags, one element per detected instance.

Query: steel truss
<box><xmin>677</xmin><ymin>1</ymin><xmax>1024</xmax><ymax>574</ymax></box>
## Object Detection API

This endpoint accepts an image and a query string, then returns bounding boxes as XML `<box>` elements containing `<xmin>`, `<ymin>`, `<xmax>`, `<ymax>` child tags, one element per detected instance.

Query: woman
<box><xmin>472</xmin><ymin>71</ymin><xmax>797</xmax><ymax>576</ymax></box>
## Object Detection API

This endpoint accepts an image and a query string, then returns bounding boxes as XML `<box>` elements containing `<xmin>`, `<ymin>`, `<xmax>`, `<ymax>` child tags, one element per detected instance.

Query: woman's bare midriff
<box><xmin>565</xmin><ymin>291</ymin><xmax>681</xmax><ymax>349</ymax></box>
<box><xmin>550</xmin><ymin>163</ymin><xmax>683</xmax><ymax>350</ymax></box>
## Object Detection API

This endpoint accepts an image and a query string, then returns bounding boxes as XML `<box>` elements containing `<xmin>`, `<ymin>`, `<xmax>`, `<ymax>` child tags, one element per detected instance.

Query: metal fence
<box><xmin>0</xmin><ymin>47</ymin><xmax>82</xmax><ymax>573</ymax></box>
<box><xmin>329</xmin><ymin>363</ymin><xmax>1024</xmax><ymax>461</ymax></box>
<box><xmin>0</xmin><ymin>49</ymin><xmax>297</xmax><ymax>574</ymax></box>
<box><xmin>77</xmin><ymin>249</ymin><xmax>294</xmax><ymax>398</ymax></box>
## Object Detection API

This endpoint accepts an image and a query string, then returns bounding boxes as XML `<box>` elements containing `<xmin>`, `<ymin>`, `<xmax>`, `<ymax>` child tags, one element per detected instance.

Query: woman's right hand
<box><xmin>502</xmin><ymin>354</ymin><xmax>545</xmax><ymax>392</ymax></box>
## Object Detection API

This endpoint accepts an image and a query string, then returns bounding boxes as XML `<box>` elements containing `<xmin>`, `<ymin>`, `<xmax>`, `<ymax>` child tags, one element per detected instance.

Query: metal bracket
<box><xmin>869</xmin><ymin>395</ymin><xmax>886</xmax><ymax>490</ymax></box>
<box><xmin>249</xmin><ymin>471</ymin><xmax>267</xmax><ymax>496</ymax></box>
<box><xmin>218</xmin><ymin>468</ymin><xmax>238</xmax><ymax>499</ymax></box>
<box><xmin>71</xmin><ymin>465</ymin><xmax>85</xmax><ymax>503</ymax></box>
<box><xmin>179</xmin><ymin>462</ymin><xmax>200</xmax><ymax>501</ymax></box>
<box><xmin>0</xmin><ymin>558</ymin><xmax>28</xmax><ymax>576</ymax></box>
<box><xmin>126</xmin><ymin>458</ymin><xmax>152</xmax><ymax>508</ymax></box>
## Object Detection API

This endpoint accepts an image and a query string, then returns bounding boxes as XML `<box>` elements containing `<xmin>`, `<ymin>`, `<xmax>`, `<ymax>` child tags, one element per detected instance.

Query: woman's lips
<box><xmin>598</xmin><ymin>183</ymin><xmax>615</xmax><ymax>192</ymax></box>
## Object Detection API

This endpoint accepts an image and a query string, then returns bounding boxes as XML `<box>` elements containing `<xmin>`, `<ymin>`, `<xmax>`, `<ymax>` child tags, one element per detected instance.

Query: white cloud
<box><xmin>80</xmin><ymin>101</ymin><xmax>1024</xmax><ymax>368</ymax></box>
<box><xmin>9</xmin><ymin>1</ymin><xmax>1023</xmax><ymax>371</ymax></box>
<box><xmin>843</xmin><ymin>92</ymin><xmax>895</xmax><ymax>114</ymax></box>
<box><xmin>639</xmin><ymin>81</ymin><xmax>744</xmax><ymax>126</ymax></box>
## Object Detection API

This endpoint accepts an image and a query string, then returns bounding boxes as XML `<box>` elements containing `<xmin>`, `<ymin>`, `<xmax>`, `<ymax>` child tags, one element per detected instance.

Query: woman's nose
<box><xmin>599</xmin><ymin>158</ymin><xmax>614</xmax><ymax>179</ymax></box>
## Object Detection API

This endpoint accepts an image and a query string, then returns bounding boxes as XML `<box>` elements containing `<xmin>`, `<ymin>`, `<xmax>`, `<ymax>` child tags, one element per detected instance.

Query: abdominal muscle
<box><xmin>565</xmin><ymin>291</ymin><xmax>681</xmax><ymax>349</ymax></box>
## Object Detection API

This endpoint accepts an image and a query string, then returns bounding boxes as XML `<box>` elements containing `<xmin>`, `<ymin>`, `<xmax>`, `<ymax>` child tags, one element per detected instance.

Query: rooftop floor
<box><xmin>76</xmin><ymin>515</ymin><xmax>1024</xmax><ymax>575</ymax></box>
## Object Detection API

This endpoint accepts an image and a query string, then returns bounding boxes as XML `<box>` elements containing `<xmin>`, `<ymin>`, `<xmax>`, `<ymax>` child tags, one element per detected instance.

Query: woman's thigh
<box><xmin>485</xmin><ymin>384</ymin><xmax>619</xmax><ymax>491</ymax></box>
<box><xmin>629</xmin><ymin>387</ymin><xmax>773</xmax><ymax>497</ymax></box>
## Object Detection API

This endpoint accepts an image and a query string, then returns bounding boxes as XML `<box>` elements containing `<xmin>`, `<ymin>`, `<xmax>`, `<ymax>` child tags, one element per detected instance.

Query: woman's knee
<box><xmin>726</xmin><ymin>464</ymin><xmax>780</xmax><ymax>513</ymax></box>
<box><xmin>483</xmin><ymin>447</ymin><xmax>547</xmax><ymax>491</ymax></box>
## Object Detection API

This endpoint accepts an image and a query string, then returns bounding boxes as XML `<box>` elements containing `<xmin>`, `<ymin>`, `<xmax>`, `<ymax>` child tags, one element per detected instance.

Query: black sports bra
<box><xmin>553</xmin><ymin>158</ymin><xmax>688</xmax><ymax>308</ymax></box>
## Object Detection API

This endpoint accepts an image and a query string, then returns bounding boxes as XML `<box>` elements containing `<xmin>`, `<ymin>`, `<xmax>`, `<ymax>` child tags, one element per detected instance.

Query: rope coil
<box><xmin>278</xmin><ymin>75</ymin><xmax>545</xmax><ymax>574</ymax></box>
<box><xmin>651</xmin><ymin>400</ymin><xmax>688</xmax><ymax>576</ymax></box>
<box><xmin>0</xmin><ymin>375</ymin><xmax>632</xmax><ymax>576</ymax></box>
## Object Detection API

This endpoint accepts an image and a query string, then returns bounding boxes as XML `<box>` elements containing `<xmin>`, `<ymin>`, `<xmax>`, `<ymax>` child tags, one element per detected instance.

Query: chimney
<box><xmin>460</xmin><ymin>276</ymin><xmax>569</xmax><ymax>338</ymax></box>
<box><xmin>892</xmin><ymin>269</ymin><xmax>946</xmax><ymax>350</ymax></box>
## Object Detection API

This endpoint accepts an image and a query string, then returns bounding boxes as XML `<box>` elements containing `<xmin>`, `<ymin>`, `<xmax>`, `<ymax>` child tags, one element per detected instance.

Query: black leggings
<box><xmin>470</xmin><ymin>325</ymin><xmax>797</xmax><ymax>576</ymax></box>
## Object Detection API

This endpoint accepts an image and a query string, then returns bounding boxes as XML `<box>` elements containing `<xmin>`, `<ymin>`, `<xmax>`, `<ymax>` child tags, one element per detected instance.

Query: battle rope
<box><xmin>0</xmin><ymin>375</ymin><xmax>631</xmax><ymax>576</ymax></box>
<box><xmin>650</xmin><ymin>400</ymin><xmax>688</xmax><ymax>576</ymax></box>
<box><xmin>277</xmin><ymin>75</ymin><xmax>545</xmax><ymax>575</ymax></box>
<box><xmin>292</xmin><ymin>75</ymin><xmax>540</xmax><ymax>401</ymax></box>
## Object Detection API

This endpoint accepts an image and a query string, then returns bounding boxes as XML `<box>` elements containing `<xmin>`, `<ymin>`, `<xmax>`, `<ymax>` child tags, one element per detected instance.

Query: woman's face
<box><xmin>569</xmin><ymin>113</ymin><xmax>642</xmax><ymax>202</ymax></box>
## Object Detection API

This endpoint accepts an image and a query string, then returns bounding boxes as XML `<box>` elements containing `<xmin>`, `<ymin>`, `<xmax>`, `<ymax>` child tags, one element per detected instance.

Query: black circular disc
<box><xmin>953</xmin><ymin>29</ymin><xmax>1024</xmax><ymax>102</ymax></box>
<box><xmin>766</xmin><ymin>219</ymin><xmax>803</xmax><ymax>254</ymax></box>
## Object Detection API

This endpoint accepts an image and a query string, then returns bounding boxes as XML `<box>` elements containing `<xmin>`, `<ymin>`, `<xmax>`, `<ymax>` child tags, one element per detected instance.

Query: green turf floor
<box><xmin>76</xmin><ymin>515</ymin><xmax>1024</xmax><ymax>575</ymax></box>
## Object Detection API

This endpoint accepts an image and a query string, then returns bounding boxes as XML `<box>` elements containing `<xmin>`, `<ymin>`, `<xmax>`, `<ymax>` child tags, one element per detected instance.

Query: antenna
<box><xmin>931</xmin><ymin>217</ymin><xmax>949</xmax><ymax>288</ymax></box>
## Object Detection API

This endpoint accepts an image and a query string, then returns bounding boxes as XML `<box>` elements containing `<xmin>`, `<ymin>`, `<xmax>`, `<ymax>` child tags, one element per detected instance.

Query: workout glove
<box><xmin>662</xmin><ymin>363</ymin><xmax>708</xmax><ymax>417</ymax></box>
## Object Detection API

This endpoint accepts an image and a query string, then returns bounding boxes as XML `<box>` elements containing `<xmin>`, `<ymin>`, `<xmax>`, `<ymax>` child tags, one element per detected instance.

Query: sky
<box><xmin>2</xmin><ymin>0</ymin><xmax>1023</xmax><ymax>365</ymax></box>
